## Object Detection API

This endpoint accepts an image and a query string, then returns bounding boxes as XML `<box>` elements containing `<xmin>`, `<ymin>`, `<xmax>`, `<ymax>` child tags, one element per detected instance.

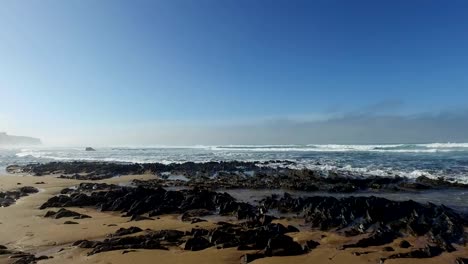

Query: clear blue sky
<box><xmin>1</xmin><ymin>0</ymin><xmax>468</xmax><ymax>145</ymax></box>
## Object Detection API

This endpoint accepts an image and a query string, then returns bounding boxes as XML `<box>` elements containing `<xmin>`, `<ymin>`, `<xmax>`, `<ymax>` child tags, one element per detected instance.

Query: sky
<box><xmin>1</xmin><ymin>0</ymin><xmax>468</xmax><ymax>145</ymax></box>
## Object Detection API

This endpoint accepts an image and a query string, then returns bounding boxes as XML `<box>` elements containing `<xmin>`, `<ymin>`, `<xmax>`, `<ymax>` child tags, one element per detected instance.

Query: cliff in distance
<box><xmin>0</xmin><ymin>132</ymin><xmax>41</xmax><ymax>146</ymax></box>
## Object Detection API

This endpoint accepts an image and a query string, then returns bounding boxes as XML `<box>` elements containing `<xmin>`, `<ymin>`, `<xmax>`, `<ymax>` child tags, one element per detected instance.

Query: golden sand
<box><xmin>0</xmin><ymin>174</ymin><xmax>466</xmax><ymax>264</ymax></box>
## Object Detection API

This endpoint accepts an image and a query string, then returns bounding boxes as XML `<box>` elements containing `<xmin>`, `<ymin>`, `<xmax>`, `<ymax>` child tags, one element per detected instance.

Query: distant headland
<box><xmin>0</xmin><ymin>132</ymin><xmax>41</xmax><ymax>146</ymax></box>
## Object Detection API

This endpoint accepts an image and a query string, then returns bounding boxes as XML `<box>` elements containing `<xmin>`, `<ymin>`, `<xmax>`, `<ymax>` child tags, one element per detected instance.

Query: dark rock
<box><xmin>265</xmin><ymin>234</ymin><xmax>305</xmax><ymax>256</ymax></box>
<box><xmin>35</xmin><ymin>256</ymin><xmax>49</xmax><ymax>260</ymax></box>
<box><xmin>455</xmin><ymin>257</ymin><xmax>468</xmax><ymax>264</ymax></box>
<box><xmin>0</xmin><ymin>249</ymin><xmax>12</xmax><ymax>255</ymax></box>
<box><xmin>208</xmin><ymin>229</ymin><xmax>238</xmax><ymax>247</ymax></box>
<box><xmin>41</xmin><ymin>186</ymin><xmax>253</xmax><ymax>224</ymax></box>
<box><xmin>184</xmin><ymin>237</ymin><xmax>212</xmax><ymax>251</ymax></box>
<box><xmin>73</xmin><ymin>240</ymin><xmax>101</xmax><ymax>248</ymax></box>
<box><xmin>152</xmin><ymin>229</ymin><xmax>185</xmax><ymax>242</ymax></box>
<box><xmin>0</xmin><ymin>186</ymin><xmax>38</xmax><ymax>207</ymax></box>
<box><xmin>19</xmin><ymin>186</ymin><xmax>39</xmax><ymax>194</ymax></box>
<box><xmin>191</xmin><ymin>218</ymin><xmax>207</xmax><ymax>224</ymax></box>
<box><xmin>304</xmin><ymin>240</ymin><xmax>320</xmax><ymax>250</ymax></box>
<box><xmin>286</xmin><ymin>225</ymin><xmax>300</xmax><ymax>233</ymax></box>
<box><xmin>262</xmin><ymin>194</ymin><xmax>466</xmax><ymax>251</ymax></box>
<box><xmin>387</xmin><ymin>245</ymin><xmax>444</xmax><ymax>260</ymax></box>
<box><xmin>44</xmin><ymin>208</ymin><xmax>91</xmax><ymax>219</ymax></box>
<box><xmin>399</xmin><ymin>240</ymin><xmax>411</xmax><ymax>248</ymax></box>
<box><xmin>181</xmin><ymin>209</ymin><xmax>211</xmax><ymax>222</ymax></box>
<box><xmin>13</xmin><ymin>160</ymin><xmax>468</xmax><ymax>193</ymax></box>
<box><xmin>85</xmin><ymin>147</ymin><xmax>96</xmax><ymax>151</ymax></box>
<box><xmin>111</xmin><ymin>227</ymin><xmax>143</xmax><ymax>237</ymax></box>
<box><xmin>89</xmin><ymin>236</ymin><xmax>168</xmax><ymax>255</ymax></box>
<box><xmin>342</xmin><ymin>229</ymin><xmax>399</xmax><ymax>249</ymax></box>
<box><xmin>190</xmin><ymin>228</ymin><xmax>209</xmax><ymax>237</ymax></box>
<box><xmin>257</xmin><ymin>214</ymin><xmax>276</xmax><ymax>225</ymax></box>
<box><xmin>7</xmin><ymin>252</ymin><xmax>49</xmax><ymax>264</ymax></box>
<box><xmin>44</xmin><ymin>211</ymin><xmax>56</xmax><ymax>218</ymax></box>
<box><xmin>383</xmin><ymin>246</ymin><xmax>394</xmax><ymax>252</ymax></box>
<box><xmin>33</xmin><ymin>172</ymin><xmax>468</xmax><ymax>261</ymax></box>
<box><xmin>64</xmin><ymin>221</ymin><xmax>79</xmax><ymax>224</ymax></box>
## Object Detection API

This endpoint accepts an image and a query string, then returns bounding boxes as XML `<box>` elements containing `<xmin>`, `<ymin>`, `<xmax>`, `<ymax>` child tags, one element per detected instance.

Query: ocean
<box><xmin>1</xmin><ymin>143</ymin><xmax>468</xmax><ymax>183</ymax></box>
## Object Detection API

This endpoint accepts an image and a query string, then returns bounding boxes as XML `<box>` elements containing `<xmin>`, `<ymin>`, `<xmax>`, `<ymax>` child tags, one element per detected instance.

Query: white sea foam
<box><xmin>210</xmin><ymin>143</ymin><xmax>468</xmax><ymax>153</ymax></box>
<box><xmin>7</xmin><ymin>143</ymin><xmax>468</xmax><ymax>184</ymax></box>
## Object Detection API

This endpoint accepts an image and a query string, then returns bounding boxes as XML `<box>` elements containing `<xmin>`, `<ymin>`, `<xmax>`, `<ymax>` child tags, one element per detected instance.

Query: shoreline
<box><xmin>1</xmin><ymin>161</ymin><xmax>468</xmax><ymax>263</ymax></box>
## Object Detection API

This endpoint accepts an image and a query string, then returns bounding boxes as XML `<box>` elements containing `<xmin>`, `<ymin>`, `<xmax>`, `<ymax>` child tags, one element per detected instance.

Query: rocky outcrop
<box><xmin>0</xmin><ymin>245</ymin><xmax>49</xmax><ymax>264</ymax></box>
<box><xmin>73</xmin><ymin>221</ymin><xmax>312</xmax><ymax>262</ymax></box>
<box><xmin>44</xmin><ymin>208</ymin><xmax>91</xmax><ymax>219</ymax></box>
<box><xmin>261</xmin><ymin>193</ymin><xmax>466</xmax><ymax>254</ymax></box>
<box><xmin>110</xmin><ymin>227</ymin><xmax>143</xmax><ymax>237</ymax></box>
<box><xmin>382</xmin><ymin>245</ymin><xmax>445</xmax><ymax>262</ymax></box>
<box><xmin>42</xmin><ymin>187</ymin><xmax>257</xmax><ymax>221</ymax></box>
<box><xmin>8</xmin><ymin>161</ymin><xmax>468</xmax><ymax>192</ymax></box>
<box><xmin>35</xmin><ymin>178</ymin><xmax>468</xmax><ymax>261</ymax></box>
<box><xmin>0</xmin><ymin>186</ymin><xmax>39</xmax><ymax>207</ymax></box>
<box><xmin>39</xmin><ymin>182</ymin><xmax>468</xmax><ymax>261</ymax></box>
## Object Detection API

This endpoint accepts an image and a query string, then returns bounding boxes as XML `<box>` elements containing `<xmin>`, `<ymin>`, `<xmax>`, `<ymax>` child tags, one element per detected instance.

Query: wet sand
<box><xmin>0</xmin><ymin>173</ymin><xmax>467</xmax><ymax>264</ymax></box>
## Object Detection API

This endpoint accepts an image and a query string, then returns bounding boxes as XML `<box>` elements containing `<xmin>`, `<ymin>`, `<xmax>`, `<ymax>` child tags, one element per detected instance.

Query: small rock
<box><xmin>383</xmin><ymin>246</ymin><xmax>394</xmax><ymax>252</ymax></box>
<box><xmin>184</xmin><ymin>237</ymin><xmax>212</xmax><ymax>251</ymax></box>
<box><xmin>455</xmin><ymin>257</ymin><xmax>468</xmax><ymax>264</ymax></box>
<box><xmin>399</xmin><ymin>240</ymin><xmax>411</xmax><ymax>248</ymax></box>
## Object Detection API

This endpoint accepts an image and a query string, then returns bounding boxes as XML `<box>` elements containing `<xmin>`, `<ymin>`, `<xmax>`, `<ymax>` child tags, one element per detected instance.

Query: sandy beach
<box><xmin>3</xmin><ymin>0</ymin><xmax>468</xmax><ymax>262</ymax></box>
<box><xmin>1</xmin><ymin>170</ymin><xmax>467</xmax><ymax>264</ymax></box>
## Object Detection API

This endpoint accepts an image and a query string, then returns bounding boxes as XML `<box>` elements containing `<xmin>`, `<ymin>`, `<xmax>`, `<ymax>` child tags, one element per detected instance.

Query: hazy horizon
<box><xmin>2</xmin><ymin>1</ymin><xmax>468</xmax><ymax>146</ymax></box>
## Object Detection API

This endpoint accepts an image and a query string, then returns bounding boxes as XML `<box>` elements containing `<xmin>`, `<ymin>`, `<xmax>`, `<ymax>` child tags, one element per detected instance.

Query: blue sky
<box><xmin>1</xmin><ymin>0</ymin><xmax>468</xmax><ymax>145</ymax></box>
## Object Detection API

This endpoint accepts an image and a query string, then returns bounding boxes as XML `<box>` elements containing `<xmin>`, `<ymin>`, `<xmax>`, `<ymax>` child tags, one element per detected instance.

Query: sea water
<box><xmin>1</xmin><ymin>143</ymin><xmax>468</xmax><ymax>183</ymax></box>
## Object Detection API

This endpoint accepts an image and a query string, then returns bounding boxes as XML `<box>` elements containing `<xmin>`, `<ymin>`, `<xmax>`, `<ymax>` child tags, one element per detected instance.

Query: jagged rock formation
<box><xmin>74</xmin><ymin>222</ymin><xmax>315</xmax><ymax>262</ymax></box>
<box><xmin>261</xmin><ymin>193</ymin><xmax>467</xmax><ymax>254</ymax></box>
<box><xmin>39</xmin><ymin>183</ymin><xmax>468</xmax><ymax>261</ymax></box>
<box><xmin>7</xmin><ymin>161</ymin><xmax>468</xmax><ymax>192</ymax></box>
<box><xmin>0</xmin><ymin>186</ymin><xmax>39</xmax><ymax>207</ymax></box>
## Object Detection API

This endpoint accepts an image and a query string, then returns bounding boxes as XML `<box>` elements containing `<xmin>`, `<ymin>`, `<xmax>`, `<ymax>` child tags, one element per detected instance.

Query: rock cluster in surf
<box><xmin>7</xmin><ymin>161</ymin><xmax>468</xmax><ymax>192</ymax></box>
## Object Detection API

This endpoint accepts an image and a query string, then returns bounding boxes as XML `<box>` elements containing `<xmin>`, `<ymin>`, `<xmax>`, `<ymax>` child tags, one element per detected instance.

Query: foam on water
<box><xmin>210</xmin><ymin>143</ymin><xmax>468</xmax><ymax>153</ymax></box>
<box><xmin>2</xmin><ymin>143</ymin><xmax>468</xmax><ymax>184</ymax></box>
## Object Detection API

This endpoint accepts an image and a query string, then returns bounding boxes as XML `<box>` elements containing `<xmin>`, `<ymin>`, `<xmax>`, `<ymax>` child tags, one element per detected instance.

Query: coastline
<box><xmin>0</xmin><ymin>162</ymin><xmax>467</xmax><ymax>264</ymax></box>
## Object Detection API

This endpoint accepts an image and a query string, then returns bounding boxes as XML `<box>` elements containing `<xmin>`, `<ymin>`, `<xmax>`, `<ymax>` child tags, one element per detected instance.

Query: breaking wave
<box><xmin>3</xmin><ymin>142</ymin><xmax>468</xmax><ymax>184</ymax></box>
<box><xmin>209</xmin><ymin>143</ymin><xmax>468</xmax><ymax>153</ymax></box>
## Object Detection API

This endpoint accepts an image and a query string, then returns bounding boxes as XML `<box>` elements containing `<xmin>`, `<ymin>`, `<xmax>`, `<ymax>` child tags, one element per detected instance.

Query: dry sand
<box><xmin>0</xmin><ymin>173</ymin><xmax>466</xmax><ymax>264</ymax></box>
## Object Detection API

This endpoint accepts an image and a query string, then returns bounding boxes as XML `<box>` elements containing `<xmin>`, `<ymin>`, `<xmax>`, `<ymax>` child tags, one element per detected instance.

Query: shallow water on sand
<box><xmin>222</xmin><ymin>188</ymin><xmax>468</xmax><ymax>213</ymax></box>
